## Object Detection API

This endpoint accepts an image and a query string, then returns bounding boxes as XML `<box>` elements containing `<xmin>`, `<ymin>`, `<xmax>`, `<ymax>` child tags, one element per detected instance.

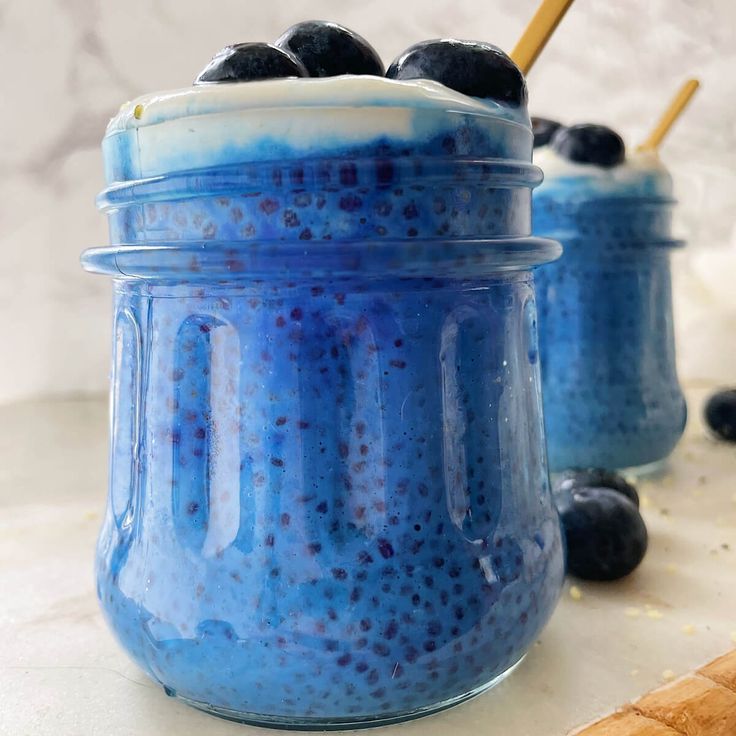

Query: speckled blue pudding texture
<box><xmin>84</xmin><ymin>85</ymin><xmax>564</xmax><ymax>728</ymax></box>
<box><xmin>533</xmin><ymin>170</ymin><xmax>687</xmax><ymax>472</ymax></box>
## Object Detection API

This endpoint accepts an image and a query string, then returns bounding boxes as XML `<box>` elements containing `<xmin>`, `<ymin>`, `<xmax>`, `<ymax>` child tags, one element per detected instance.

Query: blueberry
<box><xmin>704</xmin><ymin>388</ymin><xmax>736</xmax><ymax>442</ymax></box>
<box><xmin>550</xmin><ymin>124</ymin><xmax>625</xmax><ymax>168</ymax></box>
<box><xmin>532</xmin><ymin>117</ymin><xmax>563</xmax><ymax>148</ymax></box>
<box><xmin>386</xmin><ymin>39</ymin><xmax>527</xmax><ymax>107</ymax></box>
<box><xmin>556</xmin><ymin>488</ymin><xmax>647</xmax><ymax>581</ymax></box>
<box><xmin>554</xmin><ymin>468</ymin><xmax>639</xmax><ymax>508</ymax></box>
<box><xmin>275</xmin><ymin>21</ymin><xmax>384</xmax><ymax>77</ymax></box>
<box><xmin>195</xmin><ymin>43</ymin><xmax>308</xmax><ymax>84</ymax></box>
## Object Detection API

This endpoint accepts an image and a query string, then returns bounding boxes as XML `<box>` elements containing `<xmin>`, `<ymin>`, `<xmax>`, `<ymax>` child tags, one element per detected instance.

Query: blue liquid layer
<box><xmin>533</xmin><ymin>191</ymin><xmax>687</xmax><ymax>471</ymax></box>
<box><xmin>89</xmin><ymin>122</ymin><xmax>564</xmax><ymax>725</ymax></box>
<box><xmin>99</xmin><ymin>273</ymin><xmax>563</xmax><ymax>722</ymax></box>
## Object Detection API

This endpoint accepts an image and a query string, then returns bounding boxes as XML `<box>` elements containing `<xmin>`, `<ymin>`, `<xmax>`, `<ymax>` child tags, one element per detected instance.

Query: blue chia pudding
<box><xmin>533</xmin><ymin>135</ymin><xmax>687</xmax><ymax>472</ymax></box>
<box><xmin>84</xmin><ymin>66</ymin><xmax>564</xmax><ymax>728</ymax></box>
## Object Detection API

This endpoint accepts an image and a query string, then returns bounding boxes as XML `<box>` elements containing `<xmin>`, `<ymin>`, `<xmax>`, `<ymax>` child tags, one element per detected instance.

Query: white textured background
<box><xmin>1</xmin><ymin>0</ymin><xmax>734</xmax><ymax>404</ymax></box>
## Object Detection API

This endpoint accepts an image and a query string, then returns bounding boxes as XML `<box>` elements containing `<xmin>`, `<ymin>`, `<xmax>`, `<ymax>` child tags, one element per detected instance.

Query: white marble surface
<box><xmin>0</xmin><ymin>0</ymin><xmax>735</xmax><ymax>404</ymax></box>
<box><xmin>2</xmin><ymin>389</ymin><xmax>735</xmax><ymax>735</ymax></box>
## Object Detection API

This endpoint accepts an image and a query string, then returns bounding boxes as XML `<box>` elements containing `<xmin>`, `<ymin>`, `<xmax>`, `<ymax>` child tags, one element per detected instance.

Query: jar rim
<box><xmin>534</xmin><ymin>193</ymin><xmax>677</xmax><ymax>208</ymax></box>
<box><xmin>97</xmin><ymin>156</ymin><xmax>544</xmax><ymax>212</ymax></box>
<box><xmin>81</xmin><ymin>236</ymin><xmax>562</xmax><ymax>281</ymax></box>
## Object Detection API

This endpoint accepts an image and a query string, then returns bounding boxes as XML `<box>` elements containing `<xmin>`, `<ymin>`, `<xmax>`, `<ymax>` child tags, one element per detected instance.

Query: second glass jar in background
<box><xmin>533</xmin><ymin>173</ymin><xmax>687</xmax><ymax>472</ymax></box>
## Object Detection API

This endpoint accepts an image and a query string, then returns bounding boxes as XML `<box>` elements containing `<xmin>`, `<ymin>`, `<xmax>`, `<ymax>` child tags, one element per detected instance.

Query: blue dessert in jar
<box><xmin>82</xmin><ymin>35</ymin><xmax>564</xmax><ymax>729</ymax></box>
<box><xmin>533</xmin><ymin>123</ymin><xmax>687</xmax><ymax>472</ymax></box>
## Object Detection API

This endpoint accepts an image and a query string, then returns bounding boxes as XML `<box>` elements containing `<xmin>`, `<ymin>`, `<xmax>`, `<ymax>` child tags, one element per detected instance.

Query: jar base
<box><xmin>549</xmin><ymin>455</ymin><xmax>673</xmax><ymax>481</ymax></box>
<box><xmin>169</xmin><ymin>656</ymin><xmax>525</xmax><ymax>731</ymax></box>
<box><xmin>618</xmin><ymin>457</ymin><xmax>670</xmax><ymax>480</ymax></box>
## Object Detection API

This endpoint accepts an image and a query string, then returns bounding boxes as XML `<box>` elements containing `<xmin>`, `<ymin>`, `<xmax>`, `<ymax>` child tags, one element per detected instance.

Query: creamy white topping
<box><xmin>534</xmin><ymin>146</ymin><xmax>673</xmax><ymax>199</ymax></box>
<box><xmin>102</xmin><ymin>76</ymin><xmax>532</xmax><ymax>184</ymax></box>
<box><xmin>109</xmin><ymin>76</ymin><xmax>527</xmax><ymax>133</ymax></box>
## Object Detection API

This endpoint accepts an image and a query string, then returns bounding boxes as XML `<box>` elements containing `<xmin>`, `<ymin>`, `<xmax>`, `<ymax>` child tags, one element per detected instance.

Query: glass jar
<box><xmin>82</xmin><ymin>82</ymin><xmax>564</xmax><ymax>729</ymax></box>
<box><xmin>534</xmin><ymin>190</ymin><xmax>687</xmax><ymax>472</ymax></box>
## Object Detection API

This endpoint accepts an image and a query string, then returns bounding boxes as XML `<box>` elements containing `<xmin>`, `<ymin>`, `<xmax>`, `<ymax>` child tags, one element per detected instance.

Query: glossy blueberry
<box><xmin>532</xmin><ymin>117</ymin><xmax>563</xmax><ymax>148</ymax></box>
<box><xmin>550</xmin><ymin>124</ymin><xmax>625</xmax><ymax>168</ymax></box>
<box><xmin>195</xmin><ymin>43</ymin><xmax>308</xmax><ymax>85</ymax></box>
<box><xmin>704</xmin><ymin>388</ymin><xmax>736</xmax><ymax>442</ymax></box>
<box><xmin>386</xmin><ymin>39</ymin><xmax>527</xmax><ymax>107</ymax></box>
<box><xmin>556</xmin><ymin>487</ymin><xmax>647</xmax><ymax>581</ymax></box>
<box><xmin>275</xmin><ymin>20</ymin><xmax>384</xmax><ymax>77</ymax></box>
<box><xmin>554</xmin><ymin>468</ymin><xmax>639</xmax><ymax>508</ymax></box>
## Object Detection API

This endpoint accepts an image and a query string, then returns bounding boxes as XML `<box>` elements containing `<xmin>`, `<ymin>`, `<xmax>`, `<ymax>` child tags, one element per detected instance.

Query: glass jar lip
<box><xmin>536</xmin><ymin>232</ymin><xmax>685</xmax><ymax>251</ymax></box>
<box><xmin>81</xmin><ymin>236</ymin><xmax>562</xmax><ymax>281</ymax></box>
<box><xmin>534</xmin><ymin>193</ymin><xmax>677</xmax><ymax>208</ymax></box>
<box><xmin>97</xmin><ymin>156</ymin><xmax>544</xmax><ymax>212</ymax></box>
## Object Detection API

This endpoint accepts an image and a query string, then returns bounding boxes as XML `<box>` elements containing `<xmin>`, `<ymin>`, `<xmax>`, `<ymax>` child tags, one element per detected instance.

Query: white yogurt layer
<box><xmin>109</xmin><ymin>76</ymin><xmax>527</xmax><ymax>132</ymax></box>
<box><xmin>102</xmin><ymin>76</ymin><xmax>532</xmax><ymax>184</ymax></box>
<box><xmin>534</xmin><ymin>146</ymin><xmax>674</xmax><ymax>200</ymax></box>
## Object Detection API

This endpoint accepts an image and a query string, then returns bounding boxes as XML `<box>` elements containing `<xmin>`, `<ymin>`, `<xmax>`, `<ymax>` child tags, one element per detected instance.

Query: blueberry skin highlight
<box><xmin>532</xmin><ymin>117</ymin><xmax>563</xmax><ymax>148</ymax></box>
<box><xmin>556</xmin><ymin>487</ymin><xmax>648</xmax><ymax>581</ymax></box>
<box><xmin>550</xmin><ymin>124</ymin><xmax>626</xmax><ymax>168</ymax></box>
<box><xmin>554</xmin><ymin>468</ymin><xmax>639</xmax><ymax>508</ymax></box>
<box><xmin>386</xmin><ymin>39</ymin><xmax>527</xmax><ymax>108</ymax></box>
<box><xmin>195</xmin><ymin>43</ymin><xmax>308</xmax><ymax>84</ymax></box>
<box><xmin>704</xmin><ymin>388</ymin><xmax>736</xmax><ymax>442</ymax></box>
<box><xmin>276</xmin><ymin>20</ymin><xmax>384</xmax><ymax>77</ymax></box>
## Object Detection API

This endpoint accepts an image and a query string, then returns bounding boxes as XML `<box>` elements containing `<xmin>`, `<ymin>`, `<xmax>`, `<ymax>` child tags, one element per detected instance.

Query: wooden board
<box><xmin>573</xmin><ymin>650</ymin><xmax>736</xmax><ymax>735</ymax></box>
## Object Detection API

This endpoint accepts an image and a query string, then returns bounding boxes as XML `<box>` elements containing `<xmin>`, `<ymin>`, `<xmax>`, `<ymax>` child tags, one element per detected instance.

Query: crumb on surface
<box><xmin>569</xmin><ymin>585</ymin><xmax>583</xmax><ymax>601</ymax></box>
<box><xmin>681</xmin><ymin>624</ymin><xmax>696</xmax><ymax>635</ymax></box>
<box><xmin>625</xmin><ymin>607</ymin><xmax>641</xmax><ymax>618</ymax></box>
<box><xmin>134</xmin><ymin>103</ymin><xmax>144</xmax><ymax>120</ymax></box>
<box><xmin>647</xmin><ymin>609</ymin><xmax>664</xmax><ymax>620</ymax></box>
<box><xmin>665</xmin><ymin>563</ymin><xmax>678</xmax><ymax>574</ymax></box>
<box><xmin>661</xmin><ymin>669</ymin><xmax>676</xmax><ymax>681</ymax></box>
